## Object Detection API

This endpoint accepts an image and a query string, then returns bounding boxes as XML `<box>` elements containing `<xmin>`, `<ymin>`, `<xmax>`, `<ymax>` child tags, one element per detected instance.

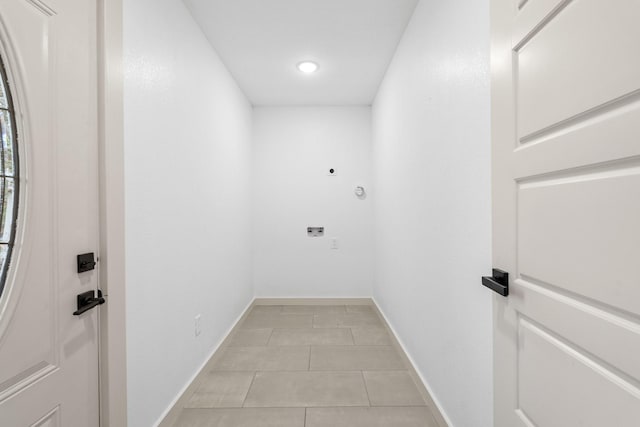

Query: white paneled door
<box><xmin>0</xmin><ymin>1</ymin><xmax>100</xmax><ymax>426</ymax></box>
<box><xmin>491</xmin><ymin>0</ymin><xmax>640</xmax><ymax>426</ymax></box>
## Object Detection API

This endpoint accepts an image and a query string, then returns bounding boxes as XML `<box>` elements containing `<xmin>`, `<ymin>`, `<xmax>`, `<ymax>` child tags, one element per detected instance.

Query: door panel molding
<box><xmin>513</xmin><ymin>0</ymin><xmax>572</xmax><ymax>51</ymax></box>
<box><xmin>515</xmin><ymin>0</ymin><xmax>640</xmax><ymax>138</ymax></box>
<box><xmin>517</xmin><ymin>166</ymin><xmax>640</xmax><ymax>314</ymax></box>
<box><xmin>512</xmin><ymin>277</ymin><xmax>640</xmax><ymax>380</ymax></box>
<box><xmin>0</xmin><ymin>0</ymin><xmax>50</xmax><ymax>348</ymax></box>
<box><xmin>0</xmin><ymin>362</ymin><xmax>56</xmax><ymax>403</ymax></box>
<box><xmin>514</xmin><ymin>104</ymin><xmax>640</xmax><ymax>179</ymax></box>
<box><xmin>0</xmin><ymin>0</ymin><xmax>60</xmax><ymax>383</ymax></box>
<box><xmin>517</xmin><ymin>317</ymin><xmax>640</xmax><ymax>424</ymax></box>
<box><xmin>30</xmin><ymin>406</ymin><xmax>60</xmax><ymax>427</ymax></box>
<box><xmin>26</xmin><ymin>0</ymin><xmax>56</xmax><ymax>17</ymax></box>
<box><xmin>518</xmin><ymin>89</ymin><xmax>640</xmax><ymax>147</ymax></box>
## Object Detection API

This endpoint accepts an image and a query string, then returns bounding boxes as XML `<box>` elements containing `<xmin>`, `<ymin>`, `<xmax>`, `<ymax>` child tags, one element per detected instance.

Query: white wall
<box><xmin>372</xmin><ymin>1</ymin><xmax>492</xmax><ymax>426</ymax></box>
<box><xmin>123</xmin><ymin>0</ymin><xmax>253</xmax><ymax>425</ymax></box>
<box><xmin>253</xmin><ymin>107</ymin><xmax>374</xmax><ymax>297</ymax></box>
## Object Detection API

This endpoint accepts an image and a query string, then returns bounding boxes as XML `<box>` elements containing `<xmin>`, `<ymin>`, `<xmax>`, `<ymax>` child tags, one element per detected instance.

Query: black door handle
<box><xmin>73</xmin><ymin>290</ymin><xmax>105</xmax><ymax>316</ymax></box>
<box><xmin>481</xmin><ymin>269</ymin><xmax>509</xmax><ymax>296</ymax></box>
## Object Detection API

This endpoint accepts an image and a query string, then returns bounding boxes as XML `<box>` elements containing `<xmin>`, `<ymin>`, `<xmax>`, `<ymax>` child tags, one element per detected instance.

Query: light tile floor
<box><xmin>173</xmin><ymin>305</ymin><xmax>440</xmax><ymax>427</ymax></box>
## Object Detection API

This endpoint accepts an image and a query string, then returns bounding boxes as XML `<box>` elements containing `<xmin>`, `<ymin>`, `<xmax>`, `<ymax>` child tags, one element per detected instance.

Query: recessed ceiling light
<box><xmin>297</xmin><ymin>61</ymin><xmax>319</xmax><ymax>73</ymax></box>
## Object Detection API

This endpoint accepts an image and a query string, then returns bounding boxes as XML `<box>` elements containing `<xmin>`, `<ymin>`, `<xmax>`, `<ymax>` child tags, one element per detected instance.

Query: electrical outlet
<box><xmin>195</xmin><ymin>314</ymin><xmax>201</xmax><ymax>337</ymax></box>
<box><xmin>330</xmin><ymin>237</ymin><xmax>339</xmax><ymax>249</ymax></box>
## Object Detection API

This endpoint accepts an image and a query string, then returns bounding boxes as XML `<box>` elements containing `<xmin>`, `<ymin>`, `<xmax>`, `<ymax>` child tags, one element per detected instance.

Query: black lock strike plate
<box><xmin>77</xmin><ymin>253</ymin><xmax>97</xmax><ymax>273</ymax></box>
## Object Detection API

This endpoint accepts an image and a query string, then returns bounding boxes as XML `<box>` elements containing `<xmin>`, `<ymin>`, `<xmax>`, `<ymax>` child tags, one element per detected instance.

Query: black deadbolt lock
<box><xmin>77</xmin><ymin>253</ymin><xmax>97</xmax><ymax>273</ymax></box>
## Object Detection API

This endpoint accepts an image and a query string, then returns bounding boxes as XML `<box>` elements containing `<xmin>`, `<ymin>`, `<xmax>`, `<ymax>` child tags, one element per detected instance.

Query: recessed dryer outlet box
<box><xmin>307</xmin><ymin>227</ymin><xmax>324</xmax><ymax>237</ymax></box>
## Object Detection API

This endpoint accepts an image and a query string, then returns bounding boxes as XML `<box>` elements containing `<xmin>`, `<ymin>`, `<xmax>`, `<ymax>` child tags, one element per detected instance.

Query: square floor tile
<box><xmin>269</xmin><ymin>328</ymin><xmax>353</xmax><ymax>346</ymax></box>
<box><xmin>173</xmin><ymin>408</ymin><xmax>305</xmax><ymax>427</ymax></box>
<box><xmin>306</xmin><ymin>407</ymin><xmax>438</xmax><ymax>427</ymax></box>
<box><xmin>242</xmin><ymin>314</ymin><xmax>313</xmax><ymax>329</ymax></box>
<box><xmin>351</xmin><ymin>328</ymin><xmax>392</xmax><ymax>345</ymax></box>
<box><xmin>228</xmin><ymin>329</ymin><xmax>272</xmax><ymax>346</ymax></box>
<box><xmin>310</xmin><ymin>346</ymin><xmax>405</xmax><ymax>371</ymax></box>
<box><xmin>313</xmin><ymin>313</ymin><xmax>382</xmax><ymax>328</ymax></box>
<box><xmin>212</xmin><ymin>346</ymin><xmax>309</xmax><ymax>371</ymax></box>
<box><xmin>185</xmin><ymin>372</ymin><xmax>255</xmax><ymax>408</ymax></box>
<box><xmin>243</xmin><ymin>371</ymin><xmax>369</xmax><ymax>407</ymax></box>
<box><xmin>363</xmin><ymin>371</ymin><xmax>426</xmax><ymax>406</ymax></box>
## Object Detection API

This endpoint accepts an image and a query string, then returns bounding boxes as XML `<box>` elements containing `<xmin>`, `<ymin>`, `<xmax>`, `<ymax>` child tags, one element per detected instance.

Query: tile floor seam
<box><xmin>360</xmin><ymin>371</ymin><xmax>372</xmax><ymax>407</ymax></box>
<box><xmin>266</xmin><ymin>328</ymin><xmax>276</xmax><ymax>345</ymax></box>
<box><xmin>240</xmin><ymin>371</ymin><xmax>258</xmax><ymax>408</ymax></box>
<box><xmin>215</xmin><ymin>369</ymin><xmax>408</xmax><ymax>374</ymax></box>
<box><xmin>187</xmin><ymin>406</ymin><xmax>319</xmax><ymax>409</ymax></box>
<box><xmin>349</xmin><ymin>328</ymin><xmax>356</xmax><ymax>345</ymax></box>
<box><xmin>308</xmin><ymin>405</ymin><xmax>429</xmax><ymax>409</ymax></box>
<box><xmin>193</xmin><ymin>406</ymin><xmax>313</xmax><ymax>409</ymax></box>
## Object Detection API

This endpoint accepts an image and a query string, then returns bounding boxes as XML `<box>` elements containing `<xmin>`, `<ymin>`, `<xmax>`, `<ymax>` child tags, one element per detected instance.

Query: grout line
<box><xmin>219</xmin><ymin>405</ymin><xmax>436</xmax><ymax>412</ymax></box>
<box><xmin>349</xmin><ymin>328</ymin><xmax>356</xmax><ymax>345</ymax></box>
<box><xmin>240</xmin><ymin>372</ymin><xmax>257</xmax><ymax>408</ymax></box>
<box><xmin>304</xmin><ymin>407</ymin><xmax>307</xmax><ymax>427</ymax></box>
<box><xmin>266</xmin><ymin>328</ymin><xmax>275</xmax><ymax>346</ymax></box>
<box><xmin>184</xmin><ymin>405</ymin><xmax>434</xmax><ymax>410</ymax></box>
<box><xmin>360</xmin><ymin>371</ymin><xmax>372</xmax><ymax>407</ymax></box>
<box><xmin>307</xmin><ymin>346</ymin><xmax>312</xmax><ymax>370</ymax></box>
<box><xmin>186</xmin><ymin>405</ymin><xmax>433</xmax><ymax>409</ymax></box>
<box><xmin>216</xmin><ymin>368</ymin><xmax>409</xmax><ymax>374</ymax></box>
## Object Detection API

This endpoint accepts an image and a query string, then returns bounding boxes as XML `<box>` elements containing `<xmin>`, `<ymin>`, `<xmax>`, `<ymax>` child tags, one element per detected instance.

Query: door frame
<box><xmin>97</xmin><ymin>0</ymin><xmax>127</xmax><ymax>426</ymax></box>
<box><xmin>490</xmin><ymin>0</ymin><xmax>515</xmax><ymax>424</ymax></box>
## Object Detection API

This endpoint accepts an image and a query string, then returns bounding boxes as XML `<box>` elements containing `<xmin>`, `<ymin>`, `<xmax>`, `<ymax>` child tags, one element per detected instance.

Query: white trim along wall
<box><xmin>98</xmin><ymin>0</ymin><xmax>127</xmax><ymax>426</ymax></box>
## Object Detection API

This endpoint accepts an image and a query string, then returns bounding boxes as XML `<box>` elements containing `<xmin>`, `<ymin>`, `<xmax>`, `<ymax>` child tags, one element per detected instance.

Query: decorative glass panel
<box><xmin>0</xmin><ymin>178</ymin><xmax>15</xmax><ymax>243</ymax></box>
<box><xmin>1</xmin><ymin>110</ymin><xmax>14</xmax><ymax>176</ymax></box>
<box><xmin>0</xmin><ymin>177</ymin><xmax>4</xmax><ymax>242</ymax></box>
<box><xmin>0</xmin><ymin>57</ymin><xmax>19</xmax><ymax>298</ymax></box>
<box><xmin>0</xmin><ymin>245</ymin><xmax>7</xmax><ymax>279</ymax></box>
<box><xmin>0</xmin><ymin>77</ymin><xmax>6</xmax><ymax>109</ymax></box>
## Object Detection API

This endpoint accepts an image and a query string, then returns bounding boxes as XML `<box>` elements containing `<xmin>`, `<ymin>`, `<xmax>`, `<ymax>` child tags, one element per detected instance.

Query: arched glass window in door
<box><xmin>0</xmin><ymin>56</ymin><xmax>19</xmax><ymax>299</ymax></box>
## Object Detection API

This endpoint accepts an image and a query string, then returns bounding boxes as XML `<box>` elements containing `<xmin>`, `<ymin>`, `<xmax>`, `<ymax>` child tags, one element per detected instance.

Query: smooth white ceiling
<box><xmin>182</xmin><ymin>0</ymin><xmax>419</xmax><ymax>105</ymax></box>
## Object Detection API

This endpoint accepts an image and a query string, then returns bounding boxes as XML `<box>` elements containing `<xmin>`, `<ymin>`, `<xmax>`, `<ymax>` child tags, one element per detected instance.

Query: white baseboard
<box><xmin>154</xmin><ymin>297</ymin><xmax>256</xmax><ymax>427</ymax></box>
<box><xmin>372</xmin><ymin>297</ymin><xmax>454</xmax><ymax>427</ymax></box>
